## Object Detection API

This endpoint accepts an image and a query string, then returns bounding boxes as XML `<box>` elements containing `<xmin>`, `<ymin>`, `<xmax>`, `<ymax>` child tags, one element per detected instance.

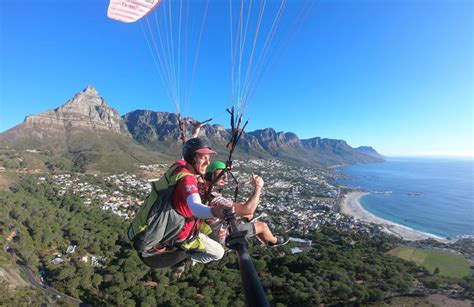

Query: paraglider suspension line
<box><xmin>205</xmin><ymin>107</ymin><xmax>247</xmax><ymax>202</ymax></box>
<box><xmin>177</xmin><ymin>113</ymin><xmax>186</xmax><ymax>144</ymax></box>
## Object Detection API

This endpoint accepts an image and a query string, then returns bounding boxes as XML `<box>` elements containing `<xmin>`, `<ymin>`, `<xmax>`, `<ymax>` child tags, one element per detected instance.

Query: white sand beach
<box><xmin>340</xmin><ymin>191</ymin><xmax>448</xmax><ymax>242</ymax></box>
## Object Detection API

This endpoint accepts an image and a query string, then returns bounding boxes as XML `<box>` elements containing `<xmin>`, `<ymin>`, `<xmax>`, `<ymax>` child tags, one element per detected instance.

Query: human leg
<box><xmin>189</xmin><ymin>232</ymin><xmax>225</xmax><ymax>264</ymax></box>
<box><xmin>253</xmin><ymin>221</ymin><xmax>278</xmax><ymax>244</ymax></box>
<box><xmin>237</xmin><ymin>221</ymin><xmax>278</xmax><ymax>244</ymax></box>
<box><xmin>253</xmin><ymin>221</ymin><xmax>289</xmax><ymax>247</ymax></box>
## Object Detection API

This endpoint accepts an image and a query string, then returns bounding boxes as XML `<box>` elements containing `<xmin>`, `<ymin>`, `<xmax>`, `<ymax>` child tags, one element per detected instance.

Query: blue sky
<box><xmin>1</xmin><ymin>0</ymin><xmax>472</xmax><ymax>157</ymax></box>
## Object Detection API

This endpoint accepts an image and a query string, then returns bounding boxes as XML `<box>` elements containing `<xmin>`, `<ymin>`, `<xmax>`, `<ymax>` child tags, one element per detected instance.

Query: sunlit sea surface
<box><xmin>335</xmin><ymin>157</ymin><xmax>474</xmax><ymax>239</ymax></box>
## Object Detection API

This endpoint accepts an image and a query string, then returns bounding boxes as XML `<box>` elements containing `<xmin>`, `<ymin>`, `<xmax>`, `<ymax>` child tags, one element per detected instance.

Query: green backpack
<box><xmin>128</xmin><ymin>161</ymin><xmax>193</xmax><ymax>268</ymax></box>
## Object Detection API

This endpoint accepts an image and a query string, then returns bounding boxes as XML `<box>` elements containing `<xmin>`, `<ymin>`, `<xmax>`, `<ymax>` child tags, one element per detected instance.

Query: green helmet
<box><xmin>206</xmin><ymin>161</ymin><xmax>226</xmax><ymax>174</ymax></box>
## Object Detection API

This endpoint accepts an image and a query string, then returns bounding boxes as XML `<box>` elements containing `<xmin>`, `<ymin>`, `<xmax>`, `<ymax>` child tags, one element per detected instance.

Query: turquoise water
<box><xmin>335</xmin><ymin>157</ymin><xmax>474</xmax><ymax>239</ymax></box>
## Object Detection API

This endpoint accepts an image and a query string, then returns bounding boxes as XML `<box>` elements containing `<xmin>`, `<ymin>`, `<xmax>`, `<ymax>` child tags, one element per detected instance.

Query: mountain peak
<box><xmin>67</xmin><ymin>85</ymin><xmax>104</xmax><ymax>108</ymax></box>
<box><xmin>1</xmin><ymin>87</ymin><xmax>384</xmax><ymax>168</ymax></box>
<box><xmin>20</xmin><ymin>86</ymin><xmax>129</xmax><ymax>135</ymax></box>
<box><xmin>82</xmin><ymin>85</ymin><xmax>99</xmax><ymax>97</ymax></box>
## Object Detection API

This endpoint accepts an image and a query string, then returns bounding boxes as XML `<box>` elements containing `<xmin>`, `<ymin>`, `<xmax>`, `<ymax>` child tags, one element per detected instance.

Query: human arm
<box><xmin>186</xmin><ymin>193</ymin><xmax>233</xmax><ymax>219</ymax></box>
<box><xmin>190</xmin><ymin>121</ymin><xmax>204</xmax><ymax>138</ymax></box>
<box><xmin>234</xmin><ymin>173</ymin><xmax>264</xmax><ymax>217</ymax></box>
<box><xmin>186</xmin><ymin>193</ymin><xmax>213</xmax><ymax>218</ymax></box>
<box><xmin>176</xmin><ymin>174</ymin><xmax>233</xmax><ymax>219</ymax></box>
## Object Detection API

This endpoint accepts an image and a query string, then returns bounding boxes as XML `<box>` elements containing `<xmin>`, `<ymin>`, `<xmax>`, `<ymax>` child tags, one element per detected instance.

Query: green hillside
<box><xmin>0</xmin><ymin>132</ymin><xmax>175</xmax><ymax>174</ymax></box>
<box><xmin>388</xmin><ymin>246</ymin><xmax>471</xmax><ymax>278</ymax></box>
<box><xmin>0</xmin><ymin>175</ymin><xmax>446</xmax><ymax>306</ymax></box>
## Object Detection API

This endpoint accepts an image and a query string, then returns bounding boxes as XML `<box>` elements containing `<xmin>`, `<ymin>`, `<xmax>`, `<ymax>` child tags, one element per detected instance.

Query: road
<box><xmin>4</xmin><ymin>244</ymin><xmax>87</xmax><ymax>306</ymax></box>
<box><xmin>17</xmin><ymin>261</ymin><xmax>85</xmax><ymax>306</ymax></box>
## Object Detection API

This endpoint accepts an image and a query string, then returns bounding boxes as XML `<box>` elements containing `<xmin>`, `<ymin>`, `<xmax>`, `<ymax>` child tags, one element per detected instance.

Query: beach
<box><xmin>340</xmin><ymin>191</ymin><xmax>448</xmax><ymax>242</ymax></box>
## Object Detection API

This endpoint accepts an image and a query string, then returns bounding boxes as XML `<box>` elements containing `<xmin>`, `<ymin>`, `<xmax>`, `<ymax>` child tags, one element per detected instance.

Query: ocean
<box><xmin>335</xmin><ymin>157</ymin><xmax>474</xmax><ymax>239</ymax></box>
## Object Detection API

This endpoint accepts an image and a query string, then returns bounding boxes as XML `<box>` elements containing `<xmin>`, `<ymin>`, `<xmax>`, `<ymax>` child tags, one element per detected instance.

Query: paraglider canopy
<box><xmin>107</xmin><ymin>0</ymin><xmax>162</xmax><ymax>23</ymax></box>
<box><xmin>107</xmin><ymin>0</ymin><xmax>210</xmax><ymax>122</ymax></box>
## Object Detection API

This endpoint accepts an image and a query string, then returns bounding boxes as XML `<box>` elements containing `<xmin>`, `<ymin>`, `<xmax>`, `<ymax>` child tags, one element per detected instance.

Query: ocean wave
<box><xmin>372</xmin><ymin>190</ymin><xmax>392</xmax><ymax>194</ymax></box>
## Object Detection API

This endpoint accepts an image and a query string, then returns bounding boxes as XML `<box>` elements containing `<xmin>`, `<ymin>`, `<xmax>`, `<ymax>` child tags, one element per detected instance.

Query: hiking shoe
<box><xmin>171</xmin><ymin>262</ymin><xmax>186</xmax><ymax>280</ymax></box>
<box><xmin>269</xmin><ymin>236</ymin><xmax>289</xmax><ymax>248</ymax></box>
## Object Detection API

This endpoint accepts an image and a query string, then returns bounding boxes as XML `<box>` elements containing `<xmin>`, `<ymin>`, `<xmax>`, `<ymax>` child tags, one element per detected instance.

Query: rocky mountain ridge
<box><xmin>23</xmin><ymin>86</ymin><xmax>129</xmax><ymax>135</ymax></box>
<box><xmin>122</xmin><ymin>110</ymin><xmax>384</xmax><ymax>166</ymax></box>
<box><xmin>355</xmin><ymin>146</ymin><xmax>385</xmax><ymax>159</ymax></box>
<box><xmin>0</xmin><ymin>86</ymin><xmax>384</xmax><ymax>170</ymax></box>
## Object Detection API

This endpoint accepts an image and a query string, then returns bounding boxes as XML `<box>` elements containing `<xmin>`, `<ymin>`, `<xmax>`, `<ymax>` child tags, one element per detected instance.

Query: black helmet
<box><xmin>182</xmin><ymin>137</ymin><xmax>216</xmax><ymax>164</ymax></box>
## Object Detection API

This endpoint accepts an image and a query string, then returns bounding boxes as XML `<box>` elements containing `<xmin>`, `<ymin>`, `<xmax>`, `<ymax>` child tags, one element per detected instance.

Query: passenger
<box><xmin>204</xmin><ymin>161</ymin><xmax>289</xmax><ymax>247</ymax></box>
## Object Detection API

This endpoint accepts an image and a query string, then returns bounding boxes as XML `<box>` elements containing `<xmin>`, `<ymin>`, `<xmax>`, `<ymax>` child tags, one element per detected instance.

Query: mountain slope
<box><xmin>0</xmin><ymin>87</ymin><xmax>172</xmax><ymax>172</ymax></box>
<box><xmin>124</xmin><ymin>112</ymin><xmax>384</xmax><ymax>167</ymax></box>
<box><xmin>355</xmin><ymin>146</ymin><xmax>385</xmax><ymax>159</ymax></box>
<box><xmin>1</xmin><ymin>86</ymin><xmax>383</xmax><ymax>172</ymax></box>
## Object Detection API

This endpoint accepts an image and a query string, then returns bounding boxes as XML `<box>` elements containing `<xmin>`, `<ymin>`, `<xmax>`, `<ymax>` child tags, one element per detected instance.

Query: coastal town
<box><xmin>39</xmin><ymin>159</ymin><xmax>411</xmax><ymax>245</ymax></box>
<box><xmin>39</xmin><ymin>160</ymin><xmax>340</xmax><ymax>228</ymax></box>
